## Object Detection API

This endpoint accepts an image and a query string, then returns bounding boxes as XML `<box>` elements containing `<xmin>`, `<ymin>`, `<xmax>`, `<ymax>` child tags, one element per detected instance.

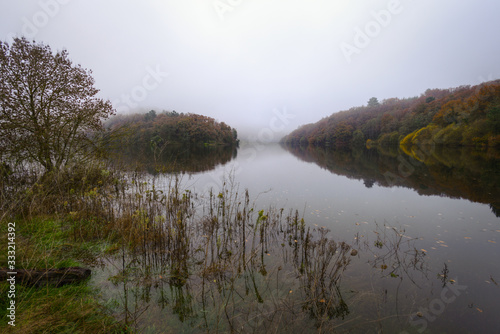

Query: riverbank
<box><xmin>0</xmin><ymin>217</ymin><xmax>128</xmax><ymax>333</ymax></box>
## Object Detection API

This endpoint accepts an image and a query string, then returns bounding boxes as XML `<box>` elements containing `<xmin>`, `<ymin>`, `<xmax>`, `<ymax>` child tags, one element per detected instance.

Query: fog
<box><xmin>1</xmin><ymin>0</ymin><xmax>499</xmax><ymax>139</ymax></box>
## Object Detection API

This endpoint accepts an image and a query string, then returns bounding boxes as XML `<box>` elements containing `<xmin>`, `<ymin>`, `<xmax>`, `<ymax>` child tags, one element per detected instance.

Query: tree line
<box><xmin>104</xmin><ymin>110</ymin><xmax>239</xmax><ymax>156</ymax></box>
<box><xmin>281</xmin><ymin>81</ymin><xmax>500</xmax><ymax>148</ymax></box>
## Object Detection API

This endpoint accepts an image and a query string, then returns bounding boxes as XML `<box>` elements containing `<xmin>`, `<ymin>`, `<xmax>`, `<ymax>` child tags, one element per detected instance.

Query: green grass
<box><xmin>0</xmin><ymin>218</ymin><xmax>128</xmax><ymax>333</ymax></box>
<box><xmin>0</xmin><ymin>282</ymin><xmax>128</xmax><ymax>333</ymax></box>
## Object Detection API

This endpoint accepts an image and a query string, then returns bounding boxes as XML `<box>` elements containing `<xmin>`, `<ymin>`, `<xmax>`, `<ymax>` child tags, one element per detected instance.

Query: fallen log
<box><xmin>0</xmin><ymin>267</ymin><xmax>91</xmax><ymax>287</ymax></box>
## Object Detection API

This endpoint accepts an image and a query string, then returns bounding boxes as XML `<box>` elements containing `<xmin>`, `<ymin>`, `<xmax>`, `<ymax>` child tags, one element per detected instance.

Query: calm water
<box><xmin>98</xmin><ymin>143</ymin><xmax>500</xmax><ymax>333</ymax></box>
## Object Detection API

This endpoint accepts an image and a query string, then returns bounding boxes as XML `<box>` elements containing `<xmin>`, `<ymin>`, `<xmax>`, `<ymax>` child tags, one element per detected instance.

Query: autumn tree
<box><xmin>280</xmin><ymin>81</ymin><xmax>499</xmax><ymax>148</ymax></box>
<box><xmin>0</xmin><ymin>38</ymin><xmax>114</xmax><ymax>173</ymax></box>
<box><xmin>330</xmin><ymin>121</ymin><xmax>353</xmax><ymax>146</ymax></box>
<box><xmin>433</xmin><ymin>100</ymin><xmax>468</xmax><ymax>126</ymax></box>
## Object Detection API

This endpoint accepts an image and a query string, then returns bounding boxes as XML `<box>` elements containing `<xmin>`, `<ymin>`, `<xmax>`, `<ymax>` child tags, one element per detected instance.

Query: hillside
<box><xmin>281</xmin><ymin>80</ymin><xmax>500</xmax><ymax>148</ymax></box>
<box><xmin>104</xmin><ymin>110</ymin><xmax>239</xmax><ymax>152</ymax></box>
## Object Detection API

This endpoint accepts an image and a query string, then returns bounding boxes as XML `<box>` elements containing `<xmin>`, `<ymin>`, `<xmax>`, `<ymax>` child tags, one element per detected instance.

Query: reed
<box><xmin>1</xmin><ymin>161</ymin><xmax>429</xmax><ymax>333</ymax></box>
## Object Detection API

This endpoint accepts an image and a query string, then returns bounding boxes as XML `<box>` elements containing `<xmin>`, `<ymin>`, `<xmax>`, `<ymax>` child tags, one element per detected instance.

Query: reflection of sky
<box><xmin>202</xmin><ymin>143</ymin><xmax>498</xmax><ymax>331</ymax></box>
<box><xmin>143</xmin><ymin>143</ymin><xmax>500</xmax><ymax>331</ymax></box>
<box><xmin>178</xmin><ymin>143</ymin><xmax>498</xmax><ymax>245</ymax></box>
<box><xmin>182</xmin><ymin>148</ymin><xmax>498</xmax><ymax>256</ymax></box>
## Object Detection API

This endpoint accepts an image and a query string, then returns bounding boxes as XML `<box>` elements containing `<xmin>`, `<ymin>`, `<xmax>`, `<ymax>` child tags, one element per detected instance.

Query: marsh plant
<box><xmin>94</xmin><ymin>174</ymin><xmax>355</xmax><ymax>333</ymax></box>
<box><xmin>1</xmin><ymin>161</ymin><xmax>431</xmax><ymax>333</ymax></box>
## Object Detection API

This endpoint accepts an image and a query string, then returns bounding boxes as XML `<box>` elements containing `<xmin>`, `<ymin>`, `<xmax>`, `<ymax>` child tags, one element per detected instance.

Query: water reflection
<box><xmin>109</xmin><ymin>144</ymin><xmax>237</xmax><ymax>174</ymax></box>
<box><xmin>91</xmin><ymin>144</ymin><xmax>499</xmax><ymax>333</ymax></box>
<box><xmin>93</xmin><ymin>176</ymin><xmax>436</xmax><ymax>333</ymax></box>
<box><xmin>282</xmin><ymin>144</ymin><xmax>500</xmax><ymax>217</ymax></box>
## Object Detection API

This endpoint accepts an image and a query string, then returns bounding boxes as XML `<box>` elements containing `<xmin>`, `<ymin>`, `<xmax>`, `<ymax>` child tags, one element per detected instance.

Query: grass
<box><xmin>0</xmin><ymin>283</ymin><xmax>127</xmax><ymax>334</ymax></box>
<box><xmin>0</xmin><ymin>217</ymin><xmax>128</xmax><ymax>333</ymax></box>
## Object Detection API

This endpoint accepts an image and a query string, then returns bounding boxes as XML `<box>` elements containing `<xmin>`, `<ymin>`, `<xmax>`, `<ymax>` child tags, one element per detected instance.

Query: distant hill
<box><xmin>104</xmin><ymin>110</ymin><xmax>239</xmax><ymax>152</ymax></box>
<box><xmin>281</xmin><ymin>80</ymin><xmax>500</xmax><ymax>148</ymax></box>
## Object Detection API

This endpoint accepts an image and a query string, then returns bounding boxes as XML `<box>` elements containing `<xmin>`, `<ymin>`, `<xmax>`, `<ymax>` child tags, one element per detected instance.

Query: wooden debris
<box><xmin>0</xmin><ymin>267</ymin><xmax>91</xmax><ymax>287</ymax></box>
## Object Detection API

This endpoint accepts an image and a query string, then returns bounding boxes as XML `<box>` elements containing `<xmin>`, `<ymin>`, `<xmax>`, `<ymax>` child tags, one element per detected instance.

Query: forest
<box><xmin>281</xmin><ymin>80</ymin><xmax>500</xmax><ymax>148</ymax></box>
<box><xmin>104</xmin><ymin>110</ymin><xmax>239</xmax><ymax>154</ymax></box>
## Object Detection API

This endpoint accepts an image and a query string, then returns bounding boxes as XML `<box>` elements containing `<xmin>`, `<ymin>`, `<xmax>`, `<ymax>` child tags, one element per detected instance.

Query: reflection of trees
<box><xmin>490</xmin><ymin>204</ymin><xmax>500</xmax><ymax>217</ymax></box>
<box><xmin>109</xmin><ymin>144</ymin><xmax>237</xmax><ymax>174</ymax></box>
<box><xmin>282</xmin><ymin>143</ymin><xmax>500</xmax><ymax>217</ymax></box>
<box><xmin>364</xmin><ymin>179</ymin><xmax>375</xmax><ymax>188</ymax></box>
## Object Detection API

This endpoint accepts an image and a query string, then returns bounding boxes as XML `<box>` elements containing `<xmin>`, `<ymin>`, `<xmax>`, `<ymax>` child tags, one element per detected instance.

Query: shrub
<box><xmin>378</xmin><ymin>132</ymin><xmax>400</xmax><ymax>146</ymax></box>
<box><xmin>434</xmin><ymin>124</ymin><xmax>463</xmax><ymax>146</ymax></box>
<box><xmin>462</xmin><ymin>119</ymin><xmax>491</xmax><ymax>145</ymax></box>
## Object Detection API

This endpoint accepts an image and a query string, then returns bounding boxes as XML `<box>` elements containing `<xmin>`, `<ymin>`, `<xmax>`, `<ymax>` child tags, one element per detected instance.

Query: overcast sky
<box><xmin>1</xmin><ymin>0</ymin><xmax>499</xmax><ymax>139</ymax></box>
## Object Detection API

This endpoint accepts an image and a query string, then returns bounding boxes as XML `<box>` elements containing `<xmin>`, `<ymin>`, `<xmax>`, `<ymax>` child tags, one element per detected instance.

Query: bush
<box><xmin>462</xmin><ymin>119</ymin><xmax>491</xmax><ymax>145</ymax></box>
<box><xmin>412</xmin><ymin>124</ymin><xmax>439</xmax><ymax>145</ymax></box>
<box><xmin>378</xmin><ymin>132</ymin><xmax>400</xmax><ymax>146</ymax></box>
<box><xmin>0</xmin><ymin>160</ymin><xmax>123</xmax><ymax>219</ymax></box>
<box><xmin>434</xmin><ymin>124</ymin><xmax>463</xmax><ymax>146</ymax></box>
<box><xmin>401</xmin><ymin>125</ymin><xmax>439</xmax><ymax>146</ymax></box>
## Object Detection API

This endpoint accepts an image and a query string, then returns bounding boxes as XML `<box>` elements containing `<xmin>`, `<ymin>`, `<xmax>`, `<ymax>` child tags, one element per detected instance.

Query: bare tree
<box><xmin>0</xmin><ymin>37</ymin><xmax>114</xmax><ymax>173</ymax></box>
